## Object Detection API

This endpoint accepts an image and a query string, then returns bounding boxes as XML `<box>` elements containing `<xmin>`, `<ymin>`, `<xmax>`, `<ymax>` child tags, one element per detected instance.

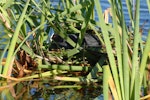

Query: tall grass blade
<box><xmin>130</xmin><ymin>0</ymin><xmax>140</xmax><ymax>98</ymax></box>
<box><xmin>134</xmin><ymin>67</ymin><xmax>140</xmax><ymax>100</ymax></box>
<box><xmin>103</xmin><ymin>65</ymin><xmax>109</xmax><ymax>100</ymax></box>
<box><xmin>122</xmin><ymin>17</ymin><xmax>130</xmax><ymax>100</ymax></box>
<box><xmin>119</xmin><ymin>2</ymin><xmax>130</xmax><ymax>100</ymax></box>
<box><xmin>126</xmin><ymin>0</ymin><xmax>133</xmax><ymax>25</ymax></box>
<box><xmin>94</xmin><ymin>0</ymin><xmax>121</xmax><ymax>99</ymax></box>
<box><xmin>39</xmin><ymin>1</ymin><xmax>46</xmax><ymax>48</ymax></box>
<box><xmin>140</xmin><ymin>30</ymin><xmax>150</xmax><ymax>86</ymax></box>
<box><xmin>3</xmin><ymin>0</ymin><xmax>30</xmax><ymax>75</ymax></box>
<box><xmin>110</xmin><ymin>0</ymin><xmax>125</xmax><ymax>99</ymax></box>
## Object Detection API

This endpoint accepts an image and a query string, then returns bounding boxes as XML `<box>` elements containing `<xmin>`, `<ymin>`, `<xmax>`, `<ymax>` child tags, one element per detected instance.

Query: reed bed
<box><xmin>0</xmin><ymin>0</ymin><xmax>150</xmax><ymax>99</ymax></box>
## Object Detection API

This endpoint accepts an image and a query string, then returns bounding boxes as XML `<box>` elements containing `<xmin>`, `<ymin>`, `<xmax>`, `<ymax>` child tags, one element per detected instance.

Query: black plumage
<box><xmin>50</xmin><ymin>32</ymin><xmax>101</xmax><ymax>49</ymax></box>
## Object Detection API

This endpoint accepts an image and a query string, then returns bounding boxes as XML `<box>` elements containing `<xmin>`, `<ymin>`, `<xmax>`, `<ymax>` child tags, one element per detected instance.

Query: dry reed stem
<box><xmin>108</xmin><ymin>75</ymin><xmax>119</xmax><ymax>100</ymax></box>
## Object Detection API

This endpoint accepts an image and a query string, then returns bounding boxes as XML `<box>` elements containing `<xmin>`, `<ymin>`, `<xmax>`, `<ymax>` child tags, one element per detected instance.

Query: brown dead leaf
<box><xmin>17</xmin><ymin>50</ymin><xmax>38</xmax><ymax>69</ymax></box>
<box><xmin>14</xmin><ymin>50</ymin><xmax>38</xmax><ymax>78</ymax></box>
<box><xmin>108</xmin><ymin>76</ymin><xmax>118</xmax><ymax>100</ymax></box>
<box><xmin>15</xmin><ymin>59</ymin><xmax>33</xmax><ymax>78</ymax></box>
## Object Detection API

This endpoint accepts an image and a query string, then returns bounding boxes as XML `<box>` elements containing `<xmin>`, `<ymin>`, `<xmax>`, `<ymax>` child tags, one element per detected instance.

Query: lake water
<box><xmin>99</xmin><ymin>0</ymin><xmax>150</xmax><ymax>39</ymax></box>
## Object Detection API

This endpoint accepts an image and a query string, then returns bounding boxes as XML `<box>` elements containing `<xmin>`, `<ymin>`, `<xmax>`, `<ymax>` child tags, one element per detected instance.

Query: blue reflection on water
<box><xmin>99</xmin><ymin>0</ymin><xmax>150</xmax><ymax>37</ymax></box>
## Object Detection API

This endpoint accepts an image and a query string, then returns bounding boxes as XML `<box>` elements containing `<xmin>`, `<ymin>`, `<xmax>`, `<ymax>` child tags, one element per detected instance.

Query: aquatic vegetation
<box><xmin>0</xmin><ymin>0</ymin><xmax>150</xmax><ymax>99</ymax></box>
